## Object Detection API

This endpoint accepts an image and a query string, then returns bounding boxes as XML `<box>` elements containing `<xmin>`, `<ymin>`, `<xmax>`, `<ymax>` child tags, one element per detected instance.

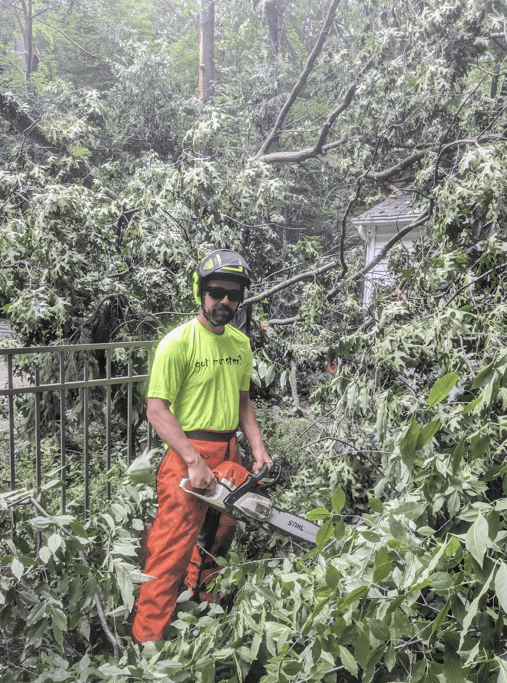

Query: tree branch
<box><xmin>444</xmin><ymin>260</ymin><xmax>507</xmax><ymax>306</ymax></box>
<box><xmin>255</xmin><ymin>0</ymin><xmax>343</xmax><ymax>158</ymax></box>
<box><xmin>255</xmin><ymin>56</ymin><xmax>375</xmax><ymax>165</ymax></box>
<box><xmin>0</xmin><ymin>91</ymin><xmax>60</xmax><ymax>152</ymax></box>
<box><xmin>33</xmin><ymin>17</ymin><xmax>97</xmax><ymax>59</ymax></box>
<box><xmin>243</xmin><ymin>258</ymin><xmax>342</xmax><ymax>305</ymax></box>
<box><xmin>359</xmin><ymin>150</ymin><xmax>428</xmax><ymax>182</ymax></box>
<box><xmin>326</xmin><ymin>176</ymin><xmax>366</xmax><ymax>300</ymax></box>
<box><xmin>264</xmin><ymin>315</ymin><xmax>303</xmax><ymax>326</ymax></box>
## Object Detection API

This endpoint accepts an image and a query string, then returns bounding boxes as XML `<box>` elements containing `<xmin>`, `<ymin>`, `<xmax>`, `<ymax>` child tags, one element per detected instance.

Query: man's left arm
<box><xmin>239</xmin><ymin>390</ymin><xmax>273</xmax><ymax>474</ymax></box>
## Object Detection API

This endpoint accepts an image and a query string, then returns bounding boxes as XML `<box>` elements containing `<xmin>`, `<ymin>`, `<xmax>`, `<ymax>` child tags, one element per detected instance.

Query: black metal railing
<box><xmin>0</xmin><ymin>341</ymin><xmax>158</xmax><ymax>516</ymax></box>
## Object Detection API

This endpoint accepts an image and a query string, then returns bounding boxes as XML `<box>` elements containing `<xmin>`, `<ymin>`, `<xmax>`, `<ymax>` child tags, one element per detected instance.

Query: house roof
<box><xmin>351</xmin><ymin>189</ymin><xmax>423</xmax><ymax>226</ymax></box>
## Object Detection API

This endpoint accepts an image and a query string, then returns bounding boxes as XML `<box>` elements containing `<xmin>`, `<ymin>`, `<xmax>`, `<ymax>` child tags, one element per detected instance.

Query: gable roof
<box><xmin>351</xmin><ymin>189</ymin><xmax>423</xmax><ymax>226</ymax></box>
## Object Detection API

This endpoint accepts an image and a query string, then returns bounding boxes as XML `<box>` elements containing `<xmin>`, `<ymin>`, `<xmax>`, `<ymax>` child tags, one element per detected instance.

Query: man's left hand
<box><xmin>252</xmin><ymin>449</ymin><xmax>273</xmax><ymax>474</ymax></box>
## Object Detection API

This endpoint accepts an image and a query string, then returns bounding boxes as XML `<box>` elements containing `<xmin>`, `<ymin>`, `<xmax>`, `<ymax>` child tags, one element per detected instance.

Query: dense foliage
<box><xmin>2</xmin><ymin>0</ymin><xmax>507</xmax><ymax>680</ymax></box>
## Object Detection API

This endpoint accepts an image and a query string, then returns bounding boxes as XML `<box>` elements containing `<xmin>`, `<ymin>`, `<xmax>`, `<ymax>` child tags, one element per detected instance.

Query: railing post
<box><xmin>83</xmin><ymin>362</ymin><xmax>89</xmax><ymax>518</ymax></box>
<box><xmin>106</xmin><ymin>349</ymin><xmax>111</xmax><ymax>500</ymax></box>
<box><xmin>147</xmin><ymin>347</ymin><xmax>152</xmax><ymax>452</ymax></box>
<box><xmin>59</xmin><ymin>350</ymin><xmax>66</xmax><ymax>514</ymax></box>
<box><xmin>34</xmin><ymin>368</ymin><xmax>41</xmax><ymax>493</ymax></box>
<box><xmin>7</xmin><ymin>354</ymin><xmax>15</xmax><ymax>491</ymax></box>
<box><xmin>127</xmin><ymin>358</ymin><xmax>133</xmax><ymax>465</ymax></box>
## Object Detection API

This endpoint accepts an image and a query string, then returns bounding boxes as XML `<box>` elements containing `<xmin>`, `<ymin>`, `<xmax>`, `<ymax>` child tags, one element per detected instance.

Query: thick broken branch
<box><xmin>244</xmin><ymin>258</ymin><xmax>342</xmax><ymax>305</ymax></box>
<box><xmin>255</xmin><ymin>56</ymin><xmax>375</xmax><ymax>165</ymax></box>
<box><xmin>265</xmin><ymin>315</ymin><xmax>303</xmax><ymax>326</ymax></box>
<box><xmin>0</xmin><ymin>92</ymin><xmax>60</xmax><ymax>152</ymax></box>
<box><xmin>359</xmin><ymin>150</ymin><xmax>428</xmax><ymax>182</ymax></box>
<box><xmin>255</xmin><ymin>0</ymin><xmax>342</xmax><ymax>158</ymax></box>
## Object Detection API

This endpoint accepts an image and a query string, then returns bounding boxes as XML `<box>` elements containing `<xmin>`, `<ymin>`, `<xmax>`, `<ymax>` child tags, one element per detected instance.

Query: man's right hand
<box><xmin>187</xmin><ymin>456</ymin><xmax>216</xmax><ymax>492</ymax></box>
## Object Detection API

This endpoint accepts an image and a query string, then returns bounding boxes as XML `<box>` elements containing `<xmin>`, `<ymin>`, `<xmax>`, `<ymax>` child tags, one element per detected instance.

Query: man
<box><xmin>132</xmin><ymin>248</ymin><xmax>272</xmax><ymax>643</ymax></box>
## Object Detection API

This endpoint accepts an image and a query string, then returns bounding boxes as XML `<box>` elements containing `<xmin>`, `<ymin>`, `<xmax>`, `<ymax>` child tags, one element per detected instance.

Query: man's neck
<box><xmin>196</xmin><ymin>312</ymin><xmax>225</xmax><ymax>335</ymax></box>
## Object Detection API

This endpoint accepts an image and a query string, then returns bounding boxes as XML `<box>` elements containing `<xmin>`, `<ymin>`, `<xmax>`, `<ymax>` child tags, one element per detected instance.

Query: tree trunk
<box><xmin>199</xmin><ymin>0</ymin><xmax>215</xmax><ymax>104</ymax></box>
<box><xmin>265</xmin><ymin>0</ymin><xmax>282</xmax><ymax>58</ymax></box>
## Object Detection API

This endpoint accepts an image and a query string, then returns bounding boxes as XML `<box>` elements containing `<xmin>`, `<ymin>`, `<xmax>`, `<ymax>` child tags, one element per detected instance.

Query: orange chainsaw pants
<box><xmin>132</xmin><ymin>436</ymin><xmax>240</xmax><ymax>643</ymax></box>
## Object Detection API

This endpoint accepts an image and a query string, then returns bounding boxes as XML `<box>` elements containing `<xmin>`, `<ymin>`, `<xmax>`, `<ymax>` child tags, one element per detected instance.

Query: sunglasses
<box><xmin>205</xmin><ymin>286</ymin><xmax>243</xmax><ymax>302</ymax></box>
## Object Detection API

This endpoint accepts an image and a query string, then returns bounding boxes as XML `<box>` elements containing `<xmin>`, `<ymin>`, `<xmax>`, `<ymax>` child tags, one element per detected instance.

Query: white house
<box><xmin>351</xmin><ymin>189</ymin><xmax>425</xmax><ymax>307</ymax></box>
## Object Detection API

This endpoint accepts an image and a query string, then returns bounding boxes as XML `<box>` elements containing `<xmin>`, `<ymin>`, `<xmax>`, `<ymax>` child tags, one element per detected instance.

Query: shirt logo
<box><xmin>194</xmin><ymin>354</ymin><xmax>243</xmax><ymax>371</ymax></box>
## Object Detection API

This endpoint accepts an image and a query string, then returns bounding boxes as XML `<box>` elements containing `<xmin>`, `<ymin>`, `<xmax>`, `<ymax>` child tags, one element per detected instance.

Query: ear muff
<box><xmin>193</xmin><ymin>271</ymin><xmax>202</xmax><ymax>306</ymax></box>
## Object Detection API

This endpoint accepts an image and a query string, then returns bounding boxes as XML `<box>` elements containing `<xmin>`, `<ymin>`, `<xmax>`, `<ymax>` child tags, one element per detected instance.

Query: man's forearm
<box><xmin>146</xmin><ymin>397</ymin><xmax>215</xmax><ymax>488</ymax></box>
<box><xmin>147</xmin><ymin>398</ymin><xmax>199</xmax><ymax>463</ymax></box>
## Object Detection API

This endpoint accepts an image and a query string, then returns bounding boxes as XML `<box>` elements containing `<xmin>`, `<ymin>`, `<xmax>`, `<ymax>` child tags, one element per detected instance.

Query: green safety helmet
<box><xmin>193</xmin><ymin>249</ymin><xmax>253</xmax><ymax>306</ymax></box>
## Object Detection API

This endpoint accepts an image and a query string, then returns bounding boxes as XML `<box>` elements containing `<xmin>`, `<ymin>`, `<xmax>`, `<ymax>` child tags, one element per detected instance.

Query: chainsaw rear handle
<box><xmin>223</xmin><ymin>463</ymin><xmax>281</xmax><ymax>508</ymax></box>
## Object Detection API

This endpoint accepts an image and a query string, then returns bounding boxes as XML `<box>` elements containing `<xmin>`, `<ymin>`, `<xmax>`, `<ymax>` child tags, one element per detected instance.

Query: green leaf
<box><xmin>471</xmin><ymin>362</ymin><xmax>495</xmax><ymax>389</ymax></box>
<box><xmin>369</xmin><ymin>497</ymin><xmax>384</xmax><ymax>513</ymax></box>
<box><xmin>399</xmin><ymin>417</ymin><xmax>419</xmax><ymax>467</ymax></box>
<box><xmin>331</xmin><ymin>486</ymin><xmax>346</xmax><ymax>513</ymax></box>
<box><xmin>360</xmin><ymin>531</ymin><xmax>381</xmax><ymax>543</ymax></box>
<box><xmin>369</xmin><ymin>619</ymin><xmax>390</xmax><ymax>641</ymax></box>
<box><xmin>316</xmin><ymin>519</ymin><xmax>334</xmax><ymax>547</ymax></box>
<box><xmin>11</xmin><ymin>558</ymin><xmax>23</xmax><ymax>580</ymax></box>
<box><xmin>373</xmin><ymin>561</ymin><xmax>392</xmax><ymax>584</ymax></box>
<box><xmin>484</xmin><ymin>463</ymin><xmax>507</xmax><ymax>482</ymax></box>
<box><xmin>495</xmin><ymin>562</ymin><xmax>507</xmax><ymax>614</ymax></box>
<box><xmin>443</xmin><ymin>651</ymin><xmax>466</xmax><ymax>683</ymax></box>
<box><xmin>325</xmin><ymin>565</ymin><xmax>340</xmax><ymax>591</ymax></box>
<box><xmin>452</xmin><ymin>438</ymin><xmax>466</xmax><ymax>475</ymax></box>
<box><xmin>39</xmin><ymin>546</ymin><xmax>52</xmax><ymax>564</ymax></box>
<box><xmin>465</xmin><ymin>513</ymin><xmax>489</xmax><ymax>567</ymax></box>
<box><xmin>460</xmin><ymin>563</ymin><xmax>495</xmax><ymax>650</ymax></box>
<box><xmin>471</xmin><ymin>433</ymin><xmax>490</xmax><ymax>460</ymax></box>
<box><xmin>429</xmin><ymin>600</ymin><xmax>451</xmax><ymax>644</ymax></box>
<box><xmin>445</xmin><ymin>537</ymin><xmax>461</xmax><ymax>557</ymax></box>
<box><xmin>48</xmin><ymin>533</ymin><xmax>62</xmax><ymax>555</ymax></box>
<box><xmin>416</xmin><ymin>419</ymin><xmax>441</xmax><ymax>450</ymax></box>
<box><xmin>428</xmin><ymin>371</ymin><xmax>459</xmax><ymax>406</ymax></box>
<box><xmin>307</xmin><ymin>507</ymin><xmax>330</xmax><ymax>521</ymax></box>
<box><xmin>338</xmin><ymin>645</ymin><xmax>358</xmax><ymax>677</ymax></box>
<box><xmin>69</xmin><ymin>520</ymin><xmax>89</xmax><ymax>538</ymax></box>
<box><xmin>462</xmin><ymin>394</ymin><xmax>483</xmax><ymax>414</ymax></box>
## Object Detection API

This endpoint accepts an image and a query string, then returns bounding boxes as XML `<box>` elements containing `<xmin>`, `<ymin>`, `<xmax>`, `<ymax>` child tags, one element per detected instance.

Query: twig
<box><xmin>444</xmin><ymin>260</ymin><xmax>507</xmax><ymax>306</ymax></box>
<box><xmin>0</xmin><ymin>54</ymin><xmax>26</xmax><ymax>77</ymax></box>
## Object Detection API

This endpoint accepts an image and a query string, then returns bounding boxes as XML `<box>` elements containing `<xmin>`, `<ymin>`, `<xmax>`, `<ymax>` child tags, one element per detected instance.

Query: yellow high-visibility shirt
<box><xmin>148</xmin><ymin>318</ymin><xmax>252</xmax><ymax>432</ymax></box>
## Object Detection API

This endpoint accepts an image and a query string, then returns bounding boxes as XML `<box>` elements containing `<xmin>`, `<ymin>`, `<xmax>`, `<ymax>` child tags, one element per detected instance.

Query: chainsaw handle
<box><xmin>223</xmin><ymin>463</ymin><xmax>281</xmax><ymax>507</ymax></box>
<box><xmin>255</xmin><ymin>463</ymin><xmax>281</xmax><ymax>491</ymax></box>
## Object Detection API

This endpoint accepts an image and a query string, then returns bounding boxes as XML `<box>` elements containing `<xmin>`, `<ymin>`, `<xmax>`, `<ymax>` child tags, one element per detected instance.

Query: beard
<box><xmin>202</xmin><ymin>302</ymin><xmax>236</xmax><ymax>327</ymax></box>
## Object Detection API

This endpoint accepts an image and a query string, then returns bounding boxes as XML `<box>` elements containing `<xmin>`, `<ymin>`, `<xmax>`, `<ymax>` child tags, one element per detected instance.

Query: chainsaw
<box><xmin>180</xmin><ymin>461</ymin><xmax>319</xmax><ymax>544</ymax></box>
